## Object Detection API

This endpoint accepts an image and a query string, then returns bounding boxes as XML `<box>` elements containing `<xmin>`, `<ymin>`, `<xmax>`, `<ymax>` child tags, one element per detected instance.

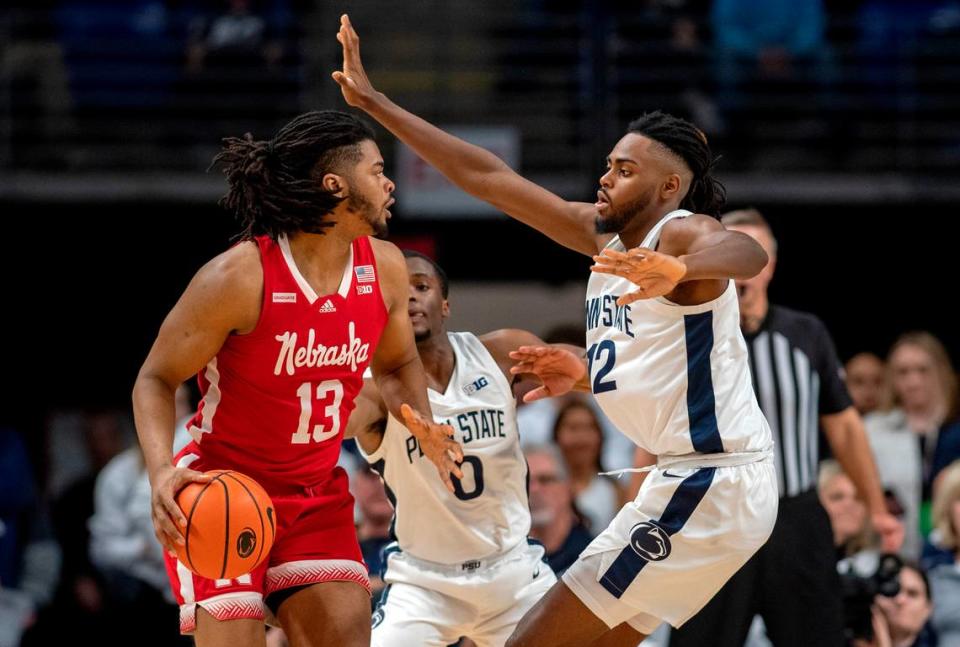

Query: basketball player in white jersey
<box><xmin>345</xmin><ymin>250</ymin><xmax>560</xmax><ymax>646</ymax></box>
<box><xmin>333</xmin><ymin>15</ymin><xmax>779</xmax><ymax>646</ymax></box>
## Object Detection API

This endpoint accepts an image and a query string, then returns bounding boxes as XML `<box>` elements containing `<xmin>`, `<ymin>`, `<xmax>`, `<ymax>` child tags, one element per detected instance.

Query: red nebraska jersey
<box><xmin>182</xmin><ymin>234</ymin><xmax>389</xmax><ymax>492</ymax></box>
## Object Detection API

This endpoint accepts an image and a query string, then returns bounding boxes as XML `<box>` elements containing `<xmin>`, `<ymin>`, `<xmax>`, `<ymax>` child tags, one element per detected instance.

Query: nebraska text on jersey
<box><xmin>274</xmin><ymin>321</ymin><xmax>371</xmax><ymax>376</ymax></box>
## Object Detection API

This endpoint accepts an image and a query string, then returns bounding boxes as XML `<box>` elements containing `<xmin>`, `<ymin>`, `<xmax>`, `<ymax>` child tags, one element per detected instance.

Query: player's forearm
<box><xmin>376</xmin><ymin>354</ymin><xmax>434</xmax><ymax>432</ymax></box>
<box><xmin>825</xmin><ymin>411</ymin><xmax>887</xmax><ymax>515</ymax></box>
<box><xmin>132</xmin><ymin>373</ymin><xmax>178</xmax><ymax>484</ymax></box>
<box><xmin>678</xmin><ymin>233</ymin><xmax>768</xmax><ymax>282</ymax></box>
<box><xmin>360</xmin><ymin>92</ymin><xmax>511</xmax><ymax>201</ymax></box>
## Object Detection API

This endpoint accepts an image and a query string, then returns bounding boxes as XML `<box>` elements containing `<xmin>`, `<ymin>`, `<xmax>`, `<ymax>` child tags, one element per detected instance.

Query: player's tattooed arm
<box><xmin>332</xmin><ymin>14</ymin><xmax>601</xmax><ymax>257</ymax></box>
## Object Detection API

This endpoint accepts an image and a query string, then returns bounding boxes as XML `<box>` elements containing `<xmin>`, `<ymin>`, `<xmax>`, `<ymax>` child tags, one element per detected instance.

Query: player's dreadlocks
<box><xmin>212</xmin><ymin>110</ymin><xmax>376</xmax><ymax>239</ymax></box>
<box><xmin>627</xmin><ymin>111</ymin><xmax>726</xmax><ymax>218</ymax></box>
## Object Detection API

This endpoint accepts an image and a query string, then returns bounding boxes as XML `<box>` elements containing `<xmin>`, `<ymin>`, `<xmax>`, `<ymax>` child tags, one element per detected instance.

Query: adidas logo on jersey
<box><xmin>318</xmin><ymin>299</ymin><xmax>337</xmax><ymax>313</ymax></box>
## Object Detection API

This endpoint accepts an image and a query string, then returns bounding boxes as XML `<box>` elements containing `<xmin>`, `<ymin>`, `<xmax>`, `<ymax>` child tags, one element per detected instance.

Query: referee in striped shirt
<box><xmin>668</xmin><ymin>209</ymin><xmax>903</xmax><ymax>647</ymax></box>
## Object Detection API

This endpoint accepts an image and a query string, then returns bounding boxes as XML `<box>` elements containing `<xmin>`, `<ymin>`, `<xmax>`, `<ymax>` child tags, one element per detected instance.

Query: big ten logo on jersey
<box><xmin>585</xmin><ymin>294</ymin><xmax>634</xmax><ymax>338</ymax></box>
<box><xmin>356</xmin><ymin>284</ymin><xmax>373</xmax><ymax>296</ymax></box>
<box><xmin>462</xmin><ymin>375</ymin><xmax>490</xmax><ymax>396</ymax></box>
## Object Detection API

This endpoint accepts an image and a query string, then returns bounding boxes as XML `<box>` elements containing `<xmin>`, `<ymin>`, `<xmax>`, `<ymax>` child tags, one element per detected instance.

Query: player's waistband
<box><xmin>387</xmin><ymin>539</ymin><xmax>531</xmax><ymax>575</ymax></box>
<box><xmin>599</xmin><ymin>445</ymin><xmax>774</xmax><ymax>478</ymax></box>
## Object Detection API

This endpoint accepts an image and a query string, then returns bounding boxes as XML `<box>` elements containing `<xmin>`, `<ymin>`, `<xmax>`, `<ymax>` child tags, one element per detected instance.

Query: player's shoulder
<box><xmin>366</xmin><ymin>238</ymin><xmax>406</xmax><ymax>308</ymax></box>
<box><xmin>661</xmin><ymin>213</ymin><xmax>723</xmax><ymax>239</ymax></box>
<box><xmin>195</xmin><ymin>239</ymin><xmax>262</xmax><ymax>297</ymax></box>
<box><xmin>367</xmin><ymin>237</ymin><xmax>405</xmax><ymax>276</ymax></box>
<box><xmin>367</xmin><ymin>236</ymin><xmax>402</xmax><ymax>260</ymax></box>
<box><xmin>653</xmin><ymin>213</ymin><xmax>722</xmax><ymax>259</ymax></box>
<box><xmin>479</xmin><ymin>328</ymin><xmax>543</xmax><ymax>374</ymax></box>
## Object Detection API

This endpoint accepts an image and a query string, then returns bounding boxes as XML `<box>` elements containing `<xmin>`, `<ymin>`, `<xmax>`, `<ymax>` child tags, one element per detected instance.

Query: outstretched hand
<box><xmin>400</xmin><ymin>403</ymin><xmax>464</xmax><ymax>493</ymax></box>
<box><xmin>331</xmin><ymin>14</ymin><xmax>379</xmax><ymax>109</ymax></box>
<box><xmin>591</xmin><ymin>247</ymin><xmax>687</xmax><ymax>305</ymax></box>
<box><xmin>509</xmin><ymin>345</ymin><xmax>586</xmax><ymax>402</ymax></box>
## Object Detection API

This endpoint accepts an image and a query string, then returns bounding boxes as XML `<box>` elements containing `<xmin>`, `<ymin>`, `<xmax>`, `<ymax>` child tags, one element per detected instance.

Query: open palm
<box><xmin>509</xmin><ymin>345</ymin><xmax>586</xmax><ymax>402</ymax></box>
<box><xmin>331</xmin><ymin>14</ymin><xmax>378</xmax><ymax>109</ymax></box>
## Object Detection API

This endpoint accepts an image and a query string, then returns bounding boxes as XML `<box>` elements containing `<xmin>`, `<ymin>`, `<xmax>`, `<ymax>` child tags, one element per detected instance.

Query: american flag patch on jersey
<box><xmin>354</xmin><ymin>265</ymin><xmax>376</xmax><ymax>283</ymax></box>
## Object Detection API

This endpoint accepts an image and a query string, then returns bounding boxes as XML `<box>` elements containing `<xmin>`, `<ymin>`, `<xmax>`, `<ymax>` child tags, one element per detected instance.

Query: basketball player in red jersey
<box><xmin>132</xmin><ymin>111</ymin><xmax>463</xmax><ymax>647</ymax></box>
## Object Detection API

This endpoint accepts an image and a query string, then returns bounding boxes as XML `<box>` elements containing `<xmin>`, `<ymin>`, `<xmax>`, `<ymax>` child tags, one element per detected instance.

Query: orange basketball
<box><xmin>174</xmin><ymin>470</ymin><xmax>276</xmax><ymax>580</ymax></box>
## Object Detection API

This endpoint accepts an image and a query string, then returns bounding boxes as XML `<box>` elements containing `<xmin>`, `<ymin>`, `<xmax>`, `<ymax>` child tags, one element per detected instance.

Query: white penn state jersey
<box><xmin>359</xmin><ymin>332</ymin><xmax>530</xmax><ymax>564</ymax></box>
<box><xmin>585</xmin><ymin>209</ymin><xmax>772</xmax><ymax>457</ymax></box>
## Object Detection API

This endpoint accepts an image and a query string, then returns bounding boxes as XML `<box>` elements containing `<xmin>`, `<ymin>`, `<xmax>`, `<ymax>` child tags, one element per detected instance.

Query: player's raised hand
<box><xmin>332</xmin><ymin>14</ymin><xmax>378</xmax><ymax>109</ymax></box>
<box><xmin>400</xmin><ymin>403</ymin><xmax>464</xmax><ymax>493</ymax></box>
<box><xmin>591</xmin><ymin>247</ymin><xmax>687</xmax><ymax>305</ymax></box>
<box><xmin>509</xmin><ymin>345</ymin><xmax>586</xmax><ymax>402</ymax></box>
<box><xmin>148</xmin><ymin>464</ymin><xmax>213</xmax><ymax>553</ymax></box>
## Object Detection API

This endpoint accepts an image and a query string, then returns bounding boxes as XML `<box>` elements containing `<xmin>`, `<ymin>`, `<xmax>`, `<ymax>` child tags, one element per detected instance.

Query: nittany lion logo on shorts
<box><xmin>629</xmin><ymin>521</ymin><xmax>672</xmax><ymax>561</ymax></box>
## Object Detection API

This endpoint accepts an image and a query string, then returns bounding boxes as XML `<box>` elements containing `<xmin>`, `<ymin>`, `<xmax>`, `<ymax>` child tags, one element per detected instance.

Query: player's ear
<box><xmin>662</xmin><ymin>173</ymin><xmax>682</xmax><ymax>200</ymax></box>
<box><xmin>441</xmin><ymin>299</ymin><xmax>450</xmax><ymax>319</ymax></box>
<box><xmin>321</xmin><ymin>172</ymin><xmax>347</xmax><ymax>196</ymax></box>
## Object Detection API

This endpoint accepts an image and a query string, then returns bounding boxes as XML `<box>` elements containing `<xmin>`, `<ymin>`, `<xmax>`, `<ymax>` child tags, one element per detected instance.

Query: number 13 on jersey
<box><xmin>291</xmin><ymin>379</ymin><xmax>343</xmax><ymax>444</ymax></box>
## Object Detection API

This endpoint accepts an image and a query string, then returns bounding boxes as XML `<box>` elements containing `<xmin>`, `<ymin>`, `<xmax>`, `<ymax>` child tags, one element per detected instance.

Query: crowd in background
<box><xmin>3</xmin><ymin>1</ymin><xmax>960</xmax><ymax>646</ymax></box>
<box><xmin>3</xmin><ymin>308</ymin><xmax>959</xmax><ymax>646</ymax></box>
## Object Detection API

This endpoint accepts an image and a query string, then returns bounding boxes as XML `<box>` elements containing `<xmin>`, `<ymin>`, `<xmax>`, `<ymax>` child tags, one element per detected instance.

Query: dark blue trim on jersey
<box><xmin>370</xmin><ymin>458</ymin><xmax>399</xmax><ymax>542</ymax></box>
<box><xmin>598</xmin><ymin>467</ymin><xmax>715</xmax><ymax>598</ymax></box>
<box><xmin>378</xmin><ymin>541</ymin><xmax>402</xmax><ymax>580</ymax></box>
<box><xmin>684</xmin><ymin>312</ymin><xmax>725</xmax><ymax>454</ymax></box>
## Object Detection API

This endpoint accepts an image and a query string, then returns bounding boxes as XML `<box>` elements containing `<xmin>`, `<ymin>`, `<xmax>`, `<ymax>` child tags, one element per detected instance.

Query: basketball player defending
<box><xmin>132</xmin><ymin>110</ymin><xmax>463</xmax><ymax>647</ymax></box>
<box><xmin>345</xmin><ymin>251</ymin><xmax>560</xmax><ymax>646</ymax></box>
<box><xmin>333</xmin><ymin>16</ymin><xmax>778</xmax><ymax>647</ymax></box>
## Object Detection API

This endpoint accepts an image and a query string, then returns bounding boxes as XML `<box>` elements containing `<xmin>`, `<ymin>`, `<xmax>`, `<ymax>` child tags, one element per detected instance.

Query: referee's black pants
<box><xmin>670</xmin><ymin>489</ymin><xmax>845</xmax><ymax>647</ymax></box>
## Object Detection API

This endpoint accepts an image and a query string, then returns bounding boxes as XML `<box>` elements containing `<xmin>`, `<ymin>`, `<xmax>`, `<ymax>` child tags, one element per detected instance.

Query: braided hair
<box><xmin>627</xmin><ymin>111</ymin><xmax>726</xmax><ymax>217</ymax></box>
<box><xmin>212</xmin><ymin>110</ymin><xmax>376</xmax><ymax>239</ymax></box>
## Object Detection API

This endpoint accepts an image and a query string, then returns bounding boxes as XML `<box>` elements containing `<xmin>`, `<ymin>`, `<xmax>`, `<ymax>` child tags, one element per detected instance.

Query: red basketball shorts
<box><xmin>163</xmin><ymin>448</ymin><xmax>368</xmax><ymax>634</ymax></box>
